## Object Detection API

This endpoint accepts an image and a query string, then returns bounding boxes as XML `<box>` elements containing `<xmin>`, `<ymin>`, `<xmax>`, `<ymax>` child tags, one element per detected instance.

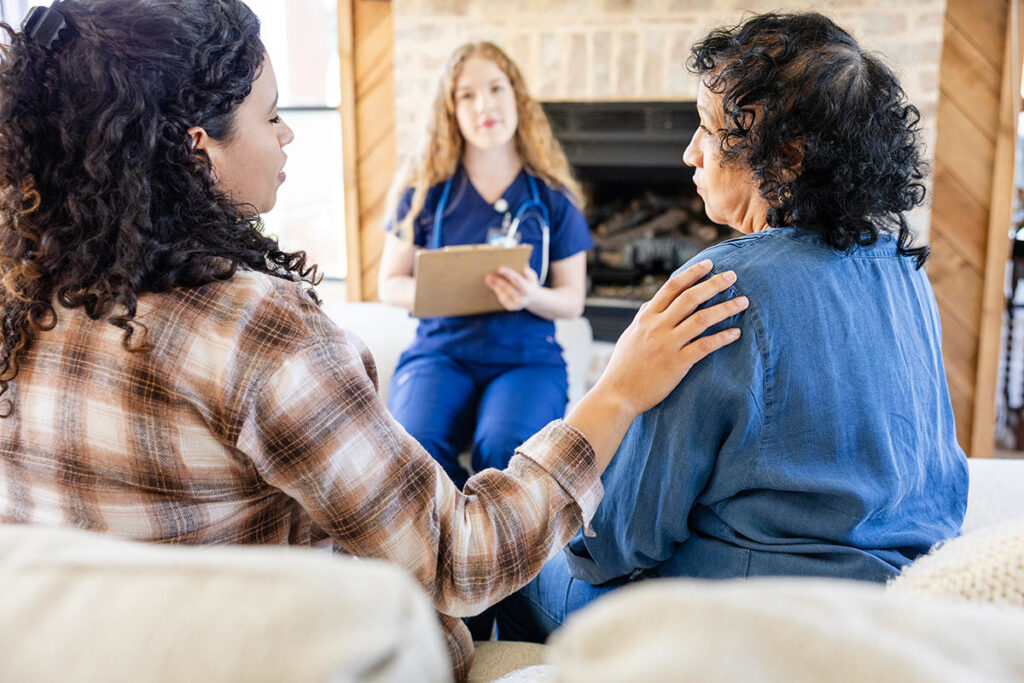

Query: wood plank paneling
<box><xmin>929</xmin><ymin>230</ymin><xmax>984</xmax><ymax>337</ymax></box>
<box><xmin>973</xmin><ymin>5</ymin><xmax>1019</xmax><ymax>459</ymax></box>
<box><xmin>946</xmin><ymin>0</ymin><xmax>1008</xmax><ymax>69</ymax></box>
<box><xmin>940</xmin><ymin>18</ymin><xmax>1002</xmax><ymax>141</ymax></box>
<box><xmin>338</xmin><ymin>0</ymin><xmax>361</xmax><ymax>300</ymax></box>
<box><xmin>947</xmin><ymin>373</ymin><xmax>974</xmax><ymax>452</ymax></box>
<box><xmin>940</xmin><ymin>299</ymin><xmax>982</xmax><ymax>401</ymax></box>
<box><xmin>934</xmin><ymin>93</ymin><xmax>997</xmax><ymax>207</ymax></box>
<box><xmin>931</xmin><ymin>0</ymin><xmax>1017</xmax><ymax>458</ymax></box>
<box><xmin>355</xmin><ymin>0</ymin><xmax>394</xmax><ymax>304</ymax></box>
<box><xmin>341</xmin><ymin>0</ymin><xmax>396</xmax><ymax>302</ymax></box>
<box><xmin>929</xmin><ymin>166</ymin><xmax>989</xmax><ymax>272</ymax></box>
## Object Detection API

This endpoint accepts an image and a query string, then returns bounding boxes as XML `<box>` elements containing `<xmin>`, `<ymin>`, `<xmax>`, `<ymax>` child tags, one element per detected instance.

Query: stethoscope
<box><xmin>430</xmin><ymin>172</ymin><xmax>552</xmax><ymax>284</ymax></box>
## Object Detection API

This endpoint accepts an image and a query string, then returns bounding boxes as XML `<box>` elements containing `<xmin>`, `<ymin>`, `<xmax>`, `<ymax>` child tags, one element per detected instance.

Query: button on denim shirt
<box><xmin>566</xmin><ymin>228</ymin><xmax>969</xmax><ymax>585</ymax></box>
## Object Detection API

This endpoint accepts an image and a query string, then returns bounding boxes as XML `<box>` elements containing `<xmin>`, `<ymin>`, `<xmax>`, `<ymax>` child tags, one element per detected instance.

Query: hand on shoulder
<box><xmin>596</xmin><ymin>260</ymin><xmax>748</xmax><ymax>415</ymax></box>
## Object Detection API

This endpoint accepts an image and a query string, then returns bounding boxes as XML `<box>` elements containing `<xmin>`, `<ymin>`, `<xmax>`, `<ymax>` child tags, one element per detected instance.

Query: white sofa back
<box><xmin>322</xmin><ymin>301</ymin><xmax>594</xmax><ymax>408</ymax></box>
<box><xmin>962</xmin><ymin>458</ymin><xmax>1024</xmax><ymax>534</ymax></box>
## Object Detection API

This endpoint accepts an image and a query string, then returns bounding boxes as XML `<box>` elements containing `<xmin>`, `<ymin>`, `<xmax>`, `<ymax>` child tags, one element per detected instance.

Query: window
<box><xmin>0</xmin><ymin>0</ymin><xmax>28</xmax><ymax>25</ymax></box>
<box><xmin>246</xmin><ymin>0</ymin><xmax>347</xmax><ymax>280</ymax></box>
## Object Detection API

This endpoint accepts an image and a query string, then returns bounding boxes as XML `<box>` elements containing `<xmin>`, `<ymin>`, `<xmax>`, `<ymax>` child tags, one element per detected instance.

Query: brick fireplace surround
<box><xmin>393</xmin><ymin>0</ymin><xmax>946</xmax><ymax>236</ymax></box>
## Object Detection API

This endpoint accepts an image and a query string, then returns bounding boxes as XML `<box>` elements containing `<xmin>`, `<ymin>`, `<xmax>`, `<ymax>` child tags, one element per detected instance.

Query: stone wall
<box><xmin>394</xmin><ymin>0</ymin><xmax>947</xmax><ymax>236</ymax></box>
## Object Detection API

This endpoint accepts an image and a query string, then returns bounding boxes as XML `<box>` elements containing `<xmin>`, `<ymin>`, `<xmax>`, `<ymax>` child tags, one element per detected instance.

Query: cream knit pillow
<box><xmin>889</xmin><ymin>519</ymin><xmax>1024</xmax><ymax>606</ymax></box>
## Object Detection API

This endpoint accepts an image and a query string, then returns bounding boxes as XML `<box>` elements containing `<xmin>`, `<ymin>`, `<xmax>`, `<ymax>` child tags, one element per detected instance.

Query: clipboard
<box><xmin>413</xmin><ymin>244</ymin><xmax>532</xmax><ymax>318</ymax></box>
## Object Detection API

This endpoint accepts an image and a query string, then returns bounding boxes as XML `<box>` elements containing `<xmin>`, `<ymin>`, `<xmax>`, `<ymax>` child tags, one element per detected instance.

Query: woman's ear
<box><xmin>186</xmin><ymin>126</ymin><xmax>218</xmax><ymax>181</ymax></box>
<box><xmin>781</xmin><ymin>140</ymin><xmax>804</xmax><ymax>177</ymax></box>
<box><xmin>187</xmin><ymin>126</ymin><xmax>209</xmax><ymax>152</ymax></box>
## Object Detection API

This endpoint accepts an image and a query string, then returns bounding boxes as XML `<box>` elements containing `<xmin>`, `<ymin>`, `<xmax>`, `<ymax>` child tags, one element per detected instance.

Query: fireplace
<box><xmin>542</xmin><ymin>101</ymin><xmax>738</xmax><ymax>341</ymax></box>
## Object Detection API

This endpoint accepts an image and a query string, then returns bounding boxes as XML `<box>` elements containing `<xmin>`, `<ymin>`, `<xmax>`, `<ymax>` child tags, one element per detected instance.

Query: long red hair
<box><xmin>385</xmin><ymin>41</ymin><xmax>583</xmax><ymax>240</ymax></box>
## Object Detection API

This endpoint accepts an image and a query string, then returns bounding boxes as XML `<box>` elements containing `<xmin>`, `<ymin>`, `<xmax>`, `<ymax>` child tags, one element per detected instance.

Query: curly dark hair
<box><xmin>688</xmin><ymin>11</ymin><xmax>930</xmax><ymax>268</ymax></box>
<box><xmin>0</xmin><ymin>0</ymin><xmax>320</xmax><ymax>415</ymax></box>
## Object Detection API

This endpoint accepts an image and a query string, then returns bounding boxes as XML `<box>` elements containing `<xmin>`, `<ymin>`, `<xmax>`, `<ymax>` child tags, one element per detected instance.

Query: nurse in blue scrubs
<box><xmin>377</xmin><ymin>41</ymin><xmax>592</xmax><ymax>489</ymax></box>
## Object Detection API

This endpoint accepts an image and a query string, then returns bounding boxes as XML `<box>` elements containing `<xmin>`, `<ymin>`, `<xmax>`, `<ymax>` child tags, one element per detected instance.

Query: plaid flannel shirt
<box><xmin>0</xmin><ymin>271</ymin><xmax>603</xmax><ymax>679</ymax></box>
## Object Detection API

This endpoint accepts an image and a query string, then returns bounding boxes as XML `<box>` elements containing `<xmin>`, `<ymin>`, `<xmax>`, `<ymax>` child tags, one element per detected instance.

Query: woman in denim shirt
<box><xmin>498</xmin><ymin>11</ymin><xmax>969</xmax><ymax>641</ymax></box>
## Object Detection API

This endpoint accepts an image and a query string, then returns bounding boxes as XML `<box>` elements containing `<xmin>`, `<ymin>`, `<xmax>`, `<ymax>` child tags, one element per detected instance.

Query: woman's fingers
<box><xmin>680</xmin><ymin>326</ymin><xmax>742</xmax><ymax>366</ymax></box>
<box><xmin>647</xmin><ymin>260</ymin><xmax>713</xmax><ymax>313</ymax></box>
<box><xmin>665</xmin><ymin>269</ymin><xmax>737</xmax><ymax>321</ymax></box>
<box><xmin>496</xmin><ymin>267</ymin><xmax>522</xmax><ymax>280</ymax></box>
<box><xmin>487</xmin><ymin>277</ymin><xmax>512</xmax><ymax>299</ymax></box>
<box><xmin>493</xmin><ymin>268</ymin><xmax>525</xmax><ymax>295</ymax></box>
<box><xmin>674</xmin><ymin>296</ymin><xmax>748</xmax><ymax>346</ymax></box>
<box><xmin>485</xmin><ymin>272</ymin><xmax>525</xmax><ymax>310</ymax></box>
<box><xmin>499</xmin><ymin>266</ymin><xmax>539</xmax><ymax>294</ymax></box>
<box><xmin>485</xmin><ymin>273</ymin><xmax>507</xmax><ymax>296</ymax></box>
<box><xmin>594</xmin><ymin>262</ymin><xmax>746</xmax><ymax>416</ymax></box>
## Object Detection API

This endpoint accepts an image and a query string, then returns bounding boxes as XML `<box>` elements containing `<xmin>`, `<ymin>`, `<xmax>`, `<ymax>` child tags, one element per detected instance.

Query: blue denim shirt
<box><xmin>566</xmin><ymin>228</ymin><xmax>969</xmax><ymax>585</ymax></box>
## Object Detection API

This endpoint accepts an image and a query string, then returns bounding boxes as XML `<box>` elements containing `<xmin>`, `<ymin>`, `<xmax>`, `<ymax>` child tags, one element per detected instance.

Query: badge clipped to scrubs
<box><xmin>432</xmin><ymin>176</ymin><xmax>552</xmax><ymax>282</ymax></box>
<box><xmin>485</xmin><ymin>198</ymin><xmax>521</xmax><ymax>248</ymax></box>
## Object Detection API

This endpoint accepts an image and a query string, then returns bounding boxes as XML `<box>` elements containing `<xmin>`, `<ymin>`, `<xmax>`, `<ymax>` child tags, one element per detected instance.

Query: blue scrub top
<box><xmin>387</xmin><ymin>166</ymin><xmax>593</xmax><ymax>366</ymax></box>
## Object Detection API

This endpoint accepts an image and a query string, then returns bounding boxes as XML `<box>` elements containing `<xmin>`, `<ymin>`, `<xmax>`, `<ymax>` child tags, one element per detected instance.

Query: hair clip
<box><xmin>23</xmin><ymin>1</ymin><xmax>70</xmax><ymax>51</ymax></box>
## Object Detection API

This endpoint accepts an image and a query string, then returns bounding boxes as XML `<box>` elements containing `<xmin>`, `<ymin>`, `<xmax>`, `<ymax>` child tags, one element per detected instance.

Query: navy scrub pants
<box><xmin>387</xmin><ymin>351</ymin><xmax>568</xmax><ymax>489</ymax></box>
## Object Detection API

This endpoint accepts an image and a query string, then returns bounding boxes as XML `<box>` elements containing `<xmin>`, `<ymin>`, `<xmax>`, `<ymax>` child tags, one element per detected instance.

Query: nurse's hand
<box><xmin>597</xmin><ymin>260</ymin><xmax>747</xmax><ymax>415</ymax></box>
<box><xmin>485</xmin><ymin>266</ymin><xmax>540</xmax><ymax>311</ymax></box>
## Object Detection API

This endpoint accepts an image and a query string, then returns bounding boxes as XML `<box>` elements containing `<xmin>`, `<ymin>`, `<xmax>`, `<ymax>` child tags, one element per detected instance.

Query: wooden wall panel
<box><xmin>946</xmin><ymin>0</ymin><xmax>1008</xmax><ymax>68</ymax></box>
<box><xmin>930</xmin><ymin>0</ymin><xmax>1017</xmax><ymax>458</ymax></box>
<box><xmin>930</xmin><ymin>231</ymin><xmax>985</xmax><ymax>338</ymax></box>
<box><xmin>974</xmin><ymin>4</ymin><xmax>1021</xmax><ymax>459</ymax></box>
<box><xmin>340</xmin><ymin>0</ymin><xmax>395</xmax><ymax>303</ymax></box>
<box><xmin>930</xmin><ymin>167</ymin><xmax>989</xmax><ymax>272</ymax></box>
<box><xmin>338</xmin><ymin>0</ymin><xmax>360</xmax><ymax>298</ymax></box>
<box><xmin>940</xmin><ymin>19</ymin><xmax>1002</xmax><ymax>133</ymax></box>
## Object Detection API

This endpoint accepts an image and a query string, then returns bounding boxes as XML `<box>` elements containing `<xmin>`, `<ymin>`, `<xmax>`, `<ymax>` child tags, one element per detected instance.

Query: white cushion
<box><xmin>546</xmin><ymin>578</ymin><xmax>1024</xmax><ymax>682</ymax></box>
<box><xmin>321</xmin><ymin>301</ymin><xmax>593</xmax><ymax>407</ymax></box>
<box><xmin>492</xmin><ymin>665</ymin><xmax>556</xmax><ymax>682</ymax></box>
<box><xmin>0</xmin><ymin>524</ymin><xmax>451</xmax><ymax>683</ymax></box>
<box><xmin>964</xmin><ymin>458</ymin><xmax>1024</xmax><ymax>534</ymax></box>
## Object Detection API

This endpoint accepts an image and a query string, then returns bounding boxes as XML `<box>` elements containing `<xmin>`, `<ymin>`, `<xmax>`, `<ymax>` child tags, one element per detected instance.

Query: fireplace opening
<box><xmin>543</xmin><ymin>101</ymin><xmax>739</xmax><ymax>341</ymax></box>
<box><xmin>584</xmin><ymin>172</ymin><xmax>733</xmax><ymax>300</ymax></box>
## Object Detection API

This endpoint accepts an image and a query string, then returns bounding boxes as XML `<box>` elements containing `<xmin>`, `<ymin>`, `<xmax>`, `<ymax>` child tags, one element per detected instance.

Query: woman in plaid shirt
<box><xmin>0</xmin><ymin>0</ymin><xmax>745</xmax><ymax>677</ymax></box>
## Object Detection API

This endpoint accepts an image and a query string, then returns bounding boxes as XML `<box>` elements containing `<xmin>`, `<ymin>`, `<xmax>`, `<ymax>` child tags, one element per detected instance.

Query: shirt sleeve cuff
<box><xmin>516</xmin><ymin>419</ymin><xmax>603</xmax><ymax>536</ymax></box>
